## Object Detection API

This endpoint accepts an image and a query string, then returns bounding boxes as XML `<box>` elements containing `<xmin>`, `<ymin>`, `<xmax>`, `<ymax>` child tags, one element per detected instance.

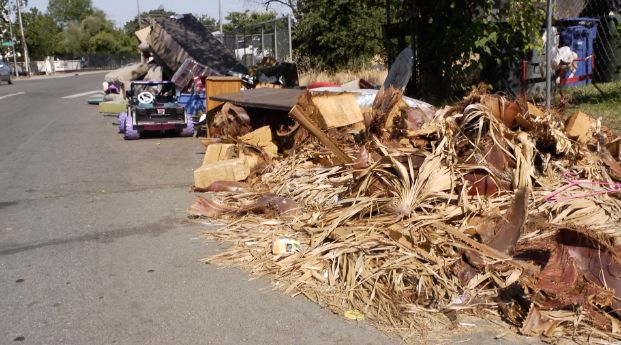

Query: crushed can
<box><xmin>272</xmin><ymin>238</ymin><xmax>300</xmax><ymax>255</ymax></box>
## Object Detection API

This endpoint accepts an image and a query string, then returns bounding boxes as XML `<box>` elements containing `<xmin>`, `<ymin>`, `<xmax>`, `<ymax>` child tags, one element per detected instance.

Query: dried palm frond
<box><xmin>192</xmin><ymin>90</ymin><xmax>621</xmax><ymax>344</ymax></box>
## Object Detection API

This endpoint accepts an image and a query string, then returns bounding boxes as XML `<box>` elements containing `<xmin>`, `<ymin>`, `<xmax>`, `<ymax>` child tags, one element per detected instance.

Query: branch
<box><xmin>261</xmin><ymin>0</ymin><xmax>297</xmax><ymax>17</ymax></box>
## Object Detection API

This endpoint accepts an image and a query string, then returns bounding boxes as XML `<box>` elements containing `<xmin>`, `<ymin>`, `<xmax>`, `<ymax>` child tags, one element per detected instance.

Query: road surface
<box><xmin>0</xmin><ymin>73</ymin><xmax>538</xmax><ymax>345</ymax></box>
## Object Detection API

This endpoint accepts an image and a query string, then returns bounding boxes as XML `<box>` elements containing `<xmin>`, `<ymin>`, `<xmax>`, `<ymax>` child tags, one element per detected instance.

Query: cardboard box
<box><xmin>194</xmin><ymin>158</ymin><xmax>250</xmax><ymax>189</ymax></box>
<box><xmin>565</xmin><ymin>111</ymin><xmax>594</xmax><ymax>142</ymax></box>
<box><xmin>240</xmin><ymin>126</ymin><xmax>278</xmax><ymax>158</ymax></box>
<box><xmin>311</xmin><ymin>93</ymin><xmax>364</xmax><ymax>129</ymax></box>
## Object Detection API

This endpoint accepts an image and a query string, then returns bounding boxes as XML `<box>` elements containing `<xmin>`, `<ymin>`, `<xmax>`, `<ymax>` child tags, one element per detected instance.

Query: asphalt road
<box><xmin>0</xmin><ymin>73</ymin><xmax>539</xmax><ymax>345</ymax></box>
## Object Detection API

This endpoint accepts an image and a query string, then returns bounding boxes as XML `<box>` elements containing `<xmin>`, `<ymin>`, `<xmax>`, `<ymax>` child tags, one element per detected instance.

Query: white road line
<box><xmin>0</xmin><ymin>92</ymin><xmax>25</xmax><ymax>100</ymax></box>
<box><xmin>62</xmin><ymin>90</ymin><xmax>102</xmax><ymax>99</ymax></box>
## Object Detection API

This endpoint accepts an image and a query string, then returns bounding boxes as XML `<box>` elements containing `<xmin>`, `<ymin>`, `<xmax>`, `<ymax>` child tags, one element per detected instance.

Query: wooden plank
<box><xmin>606</xmin><ymin>138</ymin><xmax>621</xmax><ymax>160</ymax></box>
<box><xmin>210</xmin><ymin>88</ymin><xmax>303</xmax><ymax>112</ymax></box>
<box><xmin>311</xmin><ymin>93</ymin><xmax>364</xmax><ymax>129</ymax></box>
<box><xmin>289</xmin><ymin>104</ymin><xmax>353</xmax><ymax>164</ymax></box>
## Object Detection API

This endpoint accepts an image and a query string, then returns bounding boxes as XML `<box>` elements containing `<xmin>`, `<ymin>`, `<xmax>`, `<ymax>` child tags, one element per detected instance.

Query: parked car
<box><xmin>0</xmin><ymin>58</ymin><xmax>13</xmax><ymax>84</ymax></box>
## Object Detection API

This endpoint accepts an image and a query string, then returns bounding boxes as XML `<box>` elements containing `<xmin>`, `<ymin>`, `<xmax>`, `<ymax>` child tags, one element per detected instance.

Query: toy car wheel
<box><xmin>124</xmin><ymin>119</ymin><xmax>140</xmax><ymax>140</ymax></box>
<box><xmin>118</xmin><ymin>112</ymin><xmax>128</xmax><ymax>133</ymax></box>
<box><xmin>179</xmin><ymin>116</ymin><xmax>194</xmax><ymax>137</ymax></box>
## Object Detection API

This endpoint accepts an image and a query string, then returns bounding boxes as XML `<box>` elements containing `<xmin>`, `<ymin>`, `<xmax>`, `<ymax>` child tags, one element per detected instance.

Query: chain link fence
<box><xmin>548</xmin><ymin>0</ymin><xmax>621</xmax><ymax>130</ymax></box>
<box><xmin>82</xmin><ymin>53</ymin><xmax>140</xmax><ymax>70</ymax></box>
<box><xmin>9</xmin><ymin>53</ymin><xmax>139</xmax><ymax>76</ymax></box>
<box><xmin>219</xmin><ymin>16</ymin><xmax>293</xmax><ymax>66</ymax></box>
<box><xmin>478</xmin><ymin>0</ymin><xmax>621</xmax><ymax>129</ymax></box>
<box><xmin>381</xmin><ymin>1</ymin><xmax>621</xmax><ymax>129</ymax></box>
<box><xmin>486</xmin><ymin>2</ymin><xmax>617</xmax><ymax>93</ymax></box>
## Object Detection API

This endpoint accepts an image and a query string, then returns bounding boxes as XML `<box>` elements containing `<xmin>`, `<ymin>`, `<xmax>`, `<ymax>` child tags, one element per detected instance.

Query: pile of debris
<box><xmin>189</xmin><ymin>57</ymin><xmax>621</xmax><ymax>341</ymax></box>
<box><xmin>96</xmin><ymin>13</ymin><xmax>302</xmax><ymax>141</ymax></box>
<box><xmin>98</xmin><ymin>14</ymin><xmax>247</xmax><ymax>110</ymax></box>
<box><xmin>100</xmin><ymin>14</ymin><xmax>297</xmax><ymax>104</ymax></box>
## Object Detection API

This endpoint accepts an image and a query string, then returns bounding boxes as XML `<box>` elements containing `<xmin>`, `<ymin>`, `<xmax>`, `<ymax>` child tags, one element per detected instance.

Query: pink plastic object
<box><xmin>307</xmin><ymin>81</ymin><xmax>339</xmax><ymax>90</ymax></box>
<box><xmin>545</xmin><ymin>176</ymin><xmax>621</xmax><ymax>203</ymax></box>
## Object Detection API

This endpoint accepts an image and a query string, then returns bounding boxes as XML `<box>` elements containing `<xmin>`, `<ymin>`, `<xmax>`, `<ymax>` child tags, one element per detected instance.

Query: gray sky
<box><xmin>25</xmin><ymin>0</ymin><xmax>291</xmax><ymax>27</ymax></box>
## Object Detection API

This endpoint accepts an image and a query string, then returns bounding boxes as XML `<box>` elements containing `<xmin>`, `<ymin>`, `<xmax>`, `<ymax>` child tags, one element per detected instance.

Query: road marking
<box><xmin>0</xmin><ymin>92</ymin><xmax>25</xmax><ymax>100</ymax></box>
<box><xmin>62</xmin><ymin>90</ymin><xmax>102</xmax><ymax>99</ymax></box>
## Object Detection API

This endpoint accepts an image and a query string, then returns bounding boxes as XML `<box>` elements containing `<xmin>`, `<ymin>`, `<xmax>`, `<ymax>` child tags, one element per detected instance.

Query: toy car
<box><xmin>118</xmin><ymin>81</ymin><xmax>193</xmax><ymax>140</ymax></box>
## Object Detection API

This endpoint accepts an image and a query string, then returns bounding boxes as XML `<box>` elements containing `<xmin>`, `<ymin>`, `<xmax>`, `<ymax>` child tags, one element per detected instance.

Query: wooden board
<box><xmin>202</xmin><ymin>143</ymin><xmax>237</xmax><ymax>166</ymax></box>
<box><xmin>289</xmin><ymin>104</ymin><xmax>353</xmax><ymax>164</ymax></box>
<box><xmin>607</xmin><ymin>138</ymin><xmax>621</xmax><ymax>160</ymax></box>
<box><xmin>311</xmin><ymin>93</ymin><xmax>364</xmax><ymax>129</ymax></box>
<box><xmin>206</xmin><ymin>77</ymin><xmax>242</xmax><ymax>112</ymax></box>
<box><xmin>209</xmin><ymin>88</ymin><xmax>304</xmax><ymax>112</ymax></box>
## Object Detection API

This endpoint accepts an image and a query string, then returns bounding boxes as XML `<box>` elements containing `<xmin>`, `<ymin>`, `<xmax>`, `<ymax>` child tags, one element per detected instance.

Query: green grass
<box><xmin>561</xmin><ymin>81</ymin><xmax>621</xmax><ymax>132</ymax></box>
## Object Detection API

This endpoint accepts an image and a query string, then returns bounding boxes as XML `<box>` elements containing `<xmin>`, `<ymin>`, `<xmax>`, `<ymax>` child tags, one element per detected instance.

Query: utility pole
<box><xmin>137</xmin><ymin>0</ymin><xmax>143</xmax><ymax>63</ymax></box>
<box><xmin>8</xmin><ymin>5</ymin><xmax>18</xmax><ymax>77</ymax></box>
<box><xmin>16</xmin><ymin>0</ymin><xmax>29</xmax><ymax>76</ymax></box>
<box><xmin>137</xmin><ymin>0</ymin><xmax>141</xmax><ymax>28</ymax></box>
<box><xmin>218</xmin><ymin>0</ymin><xmax>223</xmax><ymax>34</ymax></box>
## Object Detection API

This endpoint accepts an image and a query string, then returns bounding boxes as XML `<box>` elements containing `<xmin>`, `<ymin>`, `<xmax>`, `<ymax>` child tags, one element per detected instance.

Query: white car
<box><xmin>0</xmin><ymin>58</ymin><xmax>13</xmax><ymax>84</ymax></box>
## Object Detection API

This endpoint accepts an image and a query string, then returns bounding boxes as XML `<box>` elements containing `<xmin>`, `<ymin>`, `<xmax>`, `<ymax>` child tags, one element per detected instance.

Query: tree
<box><xmin>1</xmin><ymin>0</ymin><xmax>29</xmax><ymax>56</ymax></box>
<box><xmin>123</xmin><ymin>6</ymin><xmax>176</xmax><ymax>36</ymax></box>
<box><xmin>20</xmin><ymin>7</ymin><xmax>61</xmax><ymax>59</ymax></box>
<box><xmin>0</xmin><ymin>0</ymin><xmax>8</xmax><ymax>25</ymax></box>
<box><xmin>392</xmin><ymin>0</ymin><xmax>545</xmax><ymax>102</ymax></box>
<box><xmin>47</xmin><ymin>0</ymin><xmax>93</xmax><ymax>26</ymax></box>
<box><xmin>58</xmin><ymin>21</ymin><xmax>85</xmax><ymax>54</ymax></box>
<box><xmin>197</xmin><ymin>14</ymin><xmax>218</xmax><ymax>32</ymax></box>
<box><xmin>58</xmin><ymin>10</ymin><xmax>136</xmax><ymax>57</ymax></box>
<box><xmin>223</xmin><ymin>10</ymin><xmax>277</xmax><ymax>32</ymax></box>
<box><xmin>294</xmin><ymin>0</ymin><xmax>384</xmax><ymax>71</ymax></box>
<box><xmin>88</xmin><ymin>30</ymin><xmax>135</xmax><ymax>54</ymax></box>
<box><xmin>0</xmin><ymin>0</ymin><xmax>10</xmax><ymax>54</ymax></box>
<box><xmin>257</xmin><ymin>0</ymin><xmax>297</xmax><ymax>18</ymax></box>
<box><xmin>293</xmin><ymin>0</ymin><xmax>544</xmax><ymax>101</ymax></box>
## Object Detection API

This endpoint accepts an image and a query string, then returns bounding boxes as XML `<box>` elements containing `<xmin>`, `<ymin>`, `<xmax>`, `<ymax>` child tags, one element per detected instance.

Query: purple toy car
<box><xmin>119</xmin><ymin>81</ymin><xmax>194</xmax><ymax>140</ymax></box>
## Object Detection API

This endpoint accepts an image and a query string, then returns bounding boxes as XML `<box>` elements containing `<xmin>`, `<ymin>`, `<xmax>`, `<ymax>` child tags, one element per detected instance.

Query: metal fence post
<box><xmin>287</xmin><ymin>15</ymin><xmax>293</xmax><ymax>61</ymax></box>
<box><xmin>274</xmin><ymin>22</ymin><xmax>278</xmax><ymax>61</ymax></box>
<box><xmin>243</xmin><ymin>27</ymin><xmax>248</xmax><ymax>65</ymax></box>
<box><xmin>545</xmin><ymin>0</ymin><xmax>554</xmax><ymax>109</ymax></box>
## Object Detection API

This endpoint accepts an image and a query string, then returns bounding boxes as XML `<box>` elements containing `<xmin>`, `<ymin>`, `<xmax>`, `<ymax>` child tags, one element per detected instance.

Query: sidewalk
<box><xmin>12</xmin><ymin>70</ymin><xmax>111</xmax><ymax>82</ymax></box>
